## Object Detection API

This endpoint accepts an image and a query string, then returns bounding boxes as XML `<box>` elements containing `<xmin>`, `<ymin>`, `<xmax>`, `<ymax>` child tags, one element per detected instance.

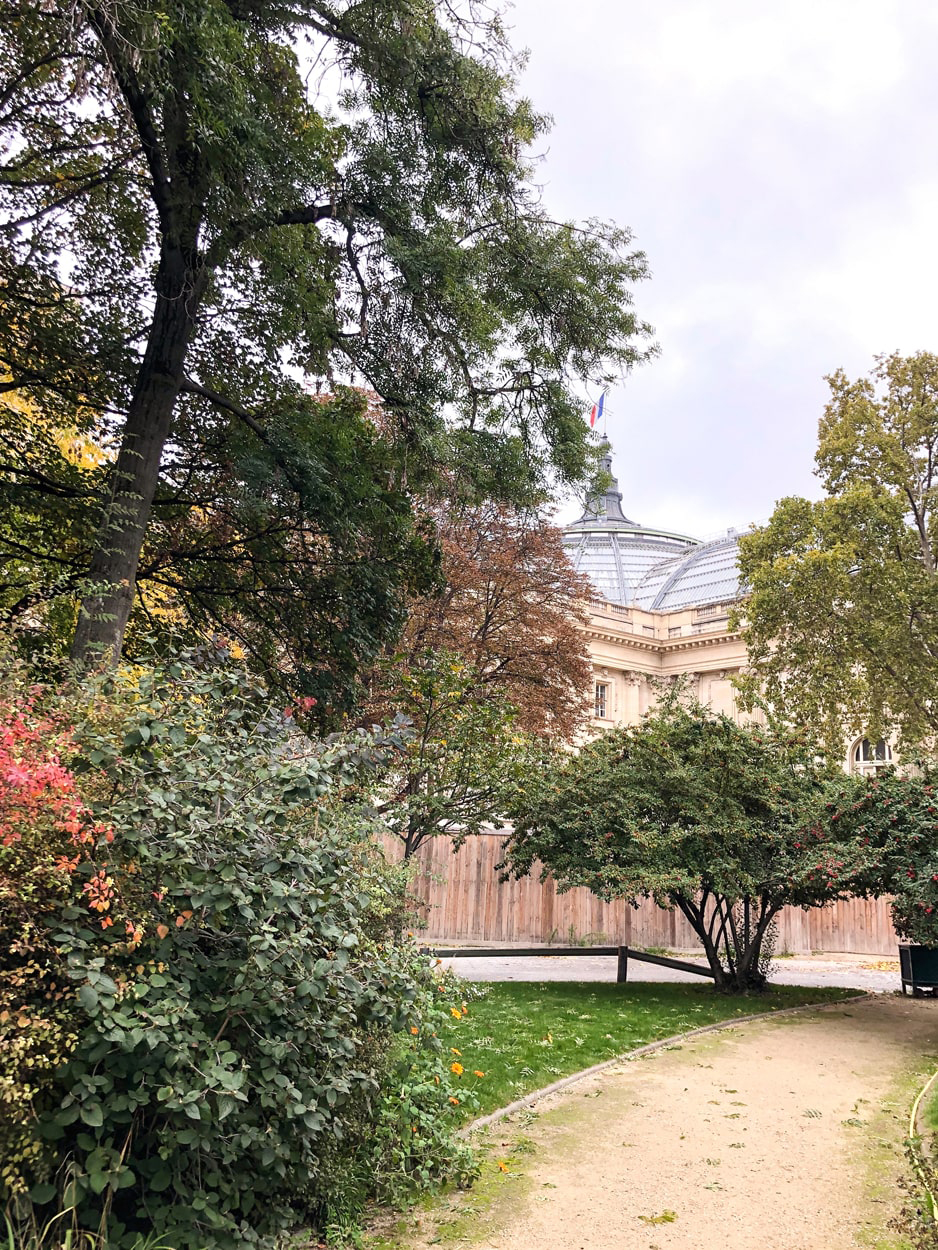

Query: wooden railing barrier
<box><xmin>426</xmin><ymin>945</ymin><xmax>716</xmax><ymax>982</ymax></box>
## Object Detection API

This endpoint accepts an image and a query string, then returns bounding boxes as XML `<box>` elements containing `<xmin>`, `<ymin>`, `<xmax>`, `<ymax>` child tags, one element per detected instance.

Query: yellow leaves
<box><xmin>54</xmin><ymin>428</ymin><xmax>108</xmax><ymax>469</ymax></box>
<box><xmin>137</xmin><ymin>578</ymin><xmax>186</xmax><ymax>628</ymax></box>
<box><xmin>638</xmin><ymin>1210</ymin><xmax>678</xmax><ymax>1226</ymax></box>
<box><xmin>0</xmin><ymin>371</ymin><xmax>110</xmax><ymax>471</ymax></box>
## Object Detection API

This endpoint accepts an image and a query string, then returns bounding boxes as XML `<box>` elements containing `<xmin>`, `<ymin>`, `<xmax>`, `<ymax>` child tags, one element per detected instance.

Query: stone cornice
<box><xmin>584</xmin><ymin>625</ymin><xmax>741</xmax><ymax>654</ymax></box>
<box><xmin>586</xmin><ymin>627</ymin><xmax>661</xmax><ymax>651</ymax></box>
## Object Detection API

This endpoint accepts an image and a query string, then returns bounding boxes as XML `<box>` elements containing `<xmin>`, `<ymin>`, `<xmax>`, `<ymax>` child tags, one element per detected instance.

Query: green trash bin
<box><xmin>899</xmin><ymin>944</ymin><xmax>938</xmax><ymax>996</ymax></box>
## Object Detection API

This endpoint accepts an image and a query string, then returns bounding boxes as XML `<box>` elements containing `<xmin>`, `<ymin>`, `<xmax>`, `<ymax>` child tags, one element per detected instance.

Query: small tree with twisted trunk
<box><xmin>502</xmin><ymin>698</ymin><xmax>865</xmax><ymax>993</ymax></box>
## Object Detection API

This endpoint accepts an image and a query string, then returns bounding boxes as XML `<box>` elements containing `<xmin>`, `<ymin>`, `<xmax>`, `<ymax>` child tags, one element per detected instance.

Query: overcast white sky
<box><xmin>506</xmin><ymin>0</ymin><xmax>938</xmax><ymax>535</ymax></box>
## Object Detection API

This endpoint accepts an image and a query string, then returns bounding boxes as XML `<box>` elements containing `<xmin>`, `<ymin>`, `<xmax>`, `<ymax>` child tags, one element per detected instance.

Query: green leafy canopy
<box><xmin>0</xmin><ymin>0</ymin><xmax>655</xmax><ymax>693</ymax></box>
<box><xmin>737</xmin><ymin>351</ymin><xmax>938</xmax><ymax>757</ymax></box>
<box><xmin>502</xmin><ymin>696</ymin><xmax>868</xmax><ymax>991</ymax></box>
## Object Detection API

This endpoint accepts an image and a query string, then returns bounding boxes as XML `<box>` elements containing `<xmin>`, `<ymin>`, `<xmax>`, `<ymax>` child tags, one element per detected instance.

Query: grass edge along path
<box><xmin>465</xmin><ymin>991</ymin><xmax>871</xmax><ymax>1134</ymax></box>
<box><xmin>437</xmin><ymin>980</ymin><xmax>858</xmax><ymax>1126</ymax></box>
<box><xmin>365</xmin><ymin>987</ymin><xmax>871</xmax><ymax>1250</ymax></box>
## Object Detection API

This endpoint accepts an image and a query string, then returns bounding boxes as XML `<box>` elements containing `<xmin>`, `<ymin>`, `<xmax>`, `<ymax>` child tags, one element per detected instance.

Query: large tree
<box><xmin>0</xmin><ymin>0</ymin><xmax>653</xmax><ymax>696</ymax></box>
<box><xmin>370</xmin><ymin>501</ymin><xmax>593</xmax><ymax>737</ymax></box>
<box><xmin>737</xmin><ymin>352</ymin><xmax>938</xmax><ymax>757</ymax></box>
<box><xmin>363</xmin><ymin>503</ymin><xmax>592</xmax><ymax>855</ymax></box>
<box><xmin>502</xmin><ymin>699</ymin><xmax>863</xmax><ymax>992</ymax></box>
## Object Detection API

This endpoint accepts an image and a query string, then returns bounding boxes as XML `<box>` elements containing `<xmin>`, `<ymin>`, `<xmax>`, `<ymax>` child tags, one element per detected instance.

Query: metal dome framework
<box><xmin>562</xmin><ymin>451</ymin><xmax>745</xmax><ymax>611</ymax></box>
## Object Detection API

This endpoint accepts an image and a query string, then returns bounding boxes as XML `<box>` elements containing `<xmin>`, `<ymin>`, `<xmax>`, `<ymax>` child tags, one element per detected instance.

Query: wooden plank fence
<box><xmin>383</xmin><ymin>831</ymin><xmax>899</xmax><ymax>957</ymax></box>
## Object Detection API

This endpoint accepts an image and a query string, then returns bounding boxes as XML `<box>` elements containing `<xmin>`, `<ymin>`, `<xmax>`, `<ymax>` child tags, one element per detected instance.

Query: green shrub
<box><xmin>826</xmin><ymin>772</ymin><xmax>938</xmax><ymax>944</ymax></box>
<box><xmin>1</xmin><ymin>651</ymin><xmax>474</xmax><ymax>1248</ymax></box>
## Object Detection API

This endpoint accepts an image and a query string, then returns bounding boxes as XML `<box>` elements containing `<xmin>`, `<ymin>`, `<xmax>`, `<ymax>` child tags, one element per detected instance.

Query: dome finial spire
<box><xmin>577</xmin><ymin>442</ymin><xmax>636</xmax><ymax>526</ymax></box>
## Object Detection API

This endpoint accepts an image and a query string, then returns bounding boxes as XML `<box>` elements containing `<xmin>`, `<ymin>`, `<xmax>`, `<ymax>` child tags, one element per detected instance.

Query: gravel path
<box><xmin>438</xmin><ymin>950</ymin><xmax>902</xmax><ymax>994</ymax></box>
<box><xmin>405</xmin><ymin>996</ymin><xmax>938</xmax><ymax>1250</ymax></box>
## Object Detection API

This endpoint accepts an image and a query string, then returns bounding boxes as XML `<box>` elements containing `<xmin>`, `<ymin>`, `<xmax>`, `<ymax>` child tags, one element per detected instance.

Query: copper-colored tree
<box><xmin>396</xmin><ymin>504</ymin><xmax>594</xmax><ymax>739</ymax></box>
<box><xmin>364</xmin><ymin>505</ymin><xmax>594</xmax><ymax>857</ymax></box>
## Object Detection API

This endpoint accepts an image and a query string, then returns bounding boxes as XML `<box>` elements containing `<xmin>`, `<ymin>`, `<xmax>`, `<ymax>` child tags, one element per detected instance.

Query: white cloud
<box><xmin>506</xmin><ymin>0</ymin><xmax>938</xmax><ymax>533</ymax></box>
<box><xmin>800</xmin><ymin>179</ymin><xmax>938</xmax><ymax>355</ymax></box>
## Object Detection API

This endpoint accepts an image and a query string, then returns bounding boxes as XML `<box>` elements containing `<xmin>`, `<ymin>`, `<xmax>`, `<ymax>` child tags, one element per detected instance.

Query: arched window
<box><xmin>851</xmin><ymin>738</ymin><xmax>892</xmax><ymax>776</ymax></box>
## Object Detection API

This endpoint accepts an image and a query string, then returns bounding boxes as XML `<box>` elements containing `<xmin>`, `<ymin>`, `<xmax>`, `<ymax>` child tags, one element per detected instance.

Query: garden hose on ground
<box><xmin>909</xmin><ymin>1065</ymin><xmax>938</xmax><ymax>1221</ymax></box>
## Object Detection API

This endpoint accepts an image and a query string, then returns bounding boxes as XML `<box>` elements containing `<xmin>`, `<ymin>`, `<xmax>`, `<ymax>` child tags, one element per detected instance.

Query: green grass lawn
<box><xmin>440</xmin><ymin>981</ymin><xmax>856</xmax><ymax>1122</ymax></box>
<box><xmin>923</xmin><ymin>1076</ymin><xmax>938</xmax><ymax>1133</ymax></box>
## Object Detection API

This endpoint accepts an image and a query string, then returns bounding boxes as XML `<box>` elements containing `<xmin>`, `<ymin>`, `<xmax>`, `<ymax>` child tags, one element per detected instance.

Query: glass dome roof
<box><xmin>562</xmin><ymin>451</ymin><xmax>745</xmax><ymax>610</ymax></box>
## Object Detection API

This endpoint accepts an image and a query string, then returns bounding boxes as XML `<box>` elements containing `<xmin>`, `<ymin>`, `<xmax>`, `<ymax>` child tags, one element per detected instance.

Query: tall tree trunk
<box><xmin>71</xmin><ymin>248</ymin><xmax>205</xmax><ymax>664</ymax></box>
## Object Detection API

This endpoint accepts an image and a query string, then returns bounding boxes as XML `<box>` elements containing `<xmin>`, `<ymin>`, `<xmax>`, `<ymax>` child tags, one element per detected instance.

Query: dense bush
<box><xmin>0</xmin><ymin>650</ymin><xmax>475</xmax><ymax>1248</ymax></box>
<box><xmin>502</xmin><ymin>698</ymin><xmax>874</xmax><ymax>992</ymax></box>
<box><xmin>827</xmin><ymin>772</ymin><xmax>938</xmax><ymax>945</ymax></box>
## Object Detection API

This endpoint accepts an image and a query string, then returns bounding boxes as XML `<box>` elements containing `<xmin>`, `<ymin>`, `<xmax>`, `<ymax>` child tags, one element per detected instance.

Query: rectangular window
<box><xmin>594</xmin><ymin>682</ymin><xmax>608</xmax><ymax>719</ymax></box>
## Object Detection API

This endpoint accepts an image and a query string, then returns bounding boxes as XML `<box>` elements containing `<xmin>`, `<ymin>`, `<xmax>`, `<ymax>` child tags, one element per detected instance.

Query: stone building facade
<box><xmin>563</xmin><ymin>448</ymin><xmax>884</xmax><ymax>776</ymax></box>
<box><xmin>396</xmin><ymin>446</ymin><xmax>899</xmax><ymax>954</ymax></box>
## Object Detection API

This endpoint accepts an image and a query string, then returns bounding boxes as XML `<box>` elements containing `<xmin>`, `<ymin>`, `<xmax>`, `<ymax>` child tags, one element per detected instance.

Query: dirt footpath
<box><xmin>402</xmin><ymin>997</ymin><xmax>938</xmax><ymax>1250</ymax></box>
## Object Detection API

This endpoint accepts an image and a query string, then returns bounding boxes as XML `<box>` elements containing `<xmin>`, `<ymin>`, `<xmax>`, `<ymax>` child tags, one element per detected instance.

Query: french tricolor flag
<box><xmin>589</xmin><ymin>391</ymin><xmax>605</xmax><ymax>428</ymax></box>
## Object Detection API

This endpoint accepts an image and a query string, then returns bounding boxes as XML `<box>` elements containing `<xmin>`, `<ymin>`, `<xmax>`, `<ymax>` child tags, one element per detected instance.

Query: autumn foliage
<box><xmin>362</xmin><ymin>503</ymin><xmax>593</xmax><ymax>856</ymax></box>
<box><xmin>0</xmin><ymin>686</ymin><xmax>143</xmax><ymax>958</ymax></box>
<box><xmin>0</xmin><ymin>677</ymin><xmax>144</xmax><ymax>1201</ymax></box>
<box><xmin>395</xmin><ymin>503</ymin><xmax>593</xmax><ymax>739</ymax></box>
